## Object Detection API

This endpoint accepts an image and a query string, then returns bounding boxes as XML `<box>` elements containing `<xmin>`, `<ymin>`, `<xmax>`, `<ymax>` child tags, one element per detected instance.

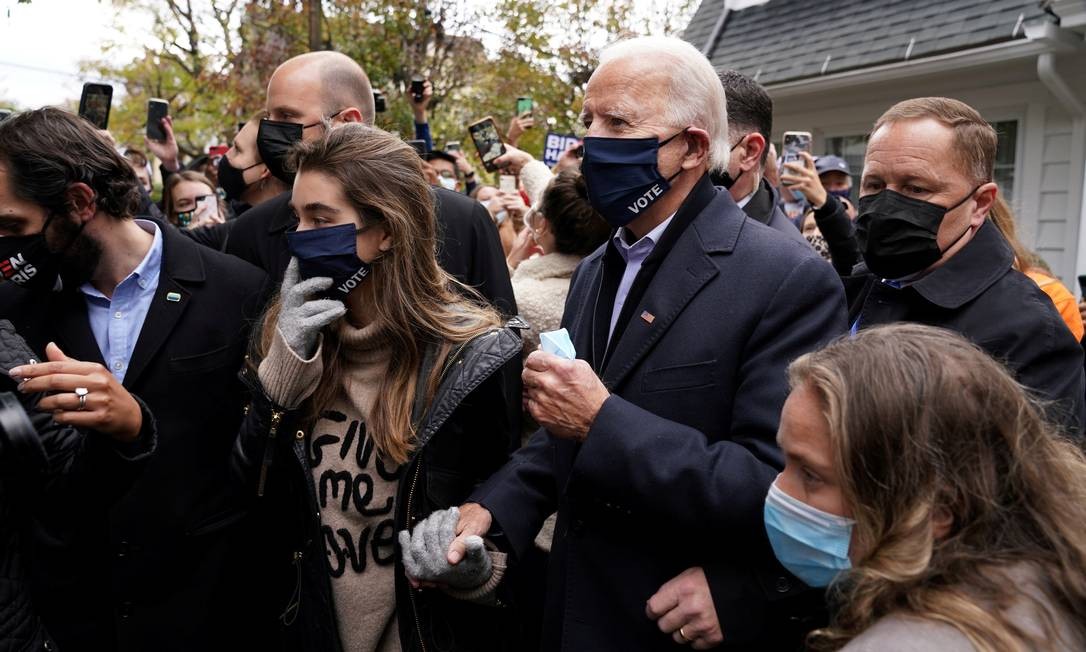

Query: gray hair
<box><xmin>598</xmin><ymin>36</ymin><xmax>730</xmax><ymax>172</ymax></box>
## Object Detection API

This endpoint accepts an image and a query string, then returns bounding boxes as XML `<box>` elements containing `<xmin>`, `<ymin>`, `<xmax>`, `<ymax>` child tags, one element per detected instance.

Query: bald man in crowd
<box><xmin>187</xmin><ymin>51</ymin><xmax>516</xmax><ymax>317</ymax></box>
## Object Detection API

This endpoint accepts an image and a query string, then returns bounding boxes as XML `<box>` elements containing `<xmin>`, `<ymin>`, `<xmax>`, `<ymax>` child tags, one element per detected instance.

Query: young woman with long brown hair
<box><xmin>232</xmin><ymin>123</ymin><xmax>522</xmax><ymax>652</ymax></box>
<box><xmin>765</xmin><ymin>323</ymin><xmax>1086</xmax><ymax>651</ymax></box>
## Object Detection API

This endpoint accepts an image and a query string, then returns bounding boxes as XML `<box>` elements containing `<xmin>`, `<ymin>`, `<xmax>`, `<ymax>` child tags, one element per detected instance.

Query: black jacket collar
<box><xmin>742</xmin><ymin>178</ymin><xmax>777</xmax><ymax>226</ymax></box>
<box><xmin>909</xmin><ymin>220</ymin><xmax>1013</xmax><ymax>309</ymax></box>
<box><xmin>156</xmin><ymin>218</ymin><xmax>207</xmax><ymax>283</ymax></box>
<box><xmin>854</xmin><ymin>220</ymin><xmax>1014</xmax><ymax>310</ymax></box>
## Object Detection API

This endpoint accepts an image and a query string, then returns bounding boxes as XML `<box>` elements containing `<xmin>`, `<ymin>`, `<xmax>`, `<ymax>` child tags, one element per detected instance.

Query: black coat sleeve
<box><xmin>813</xmin><ymin>195</ymin><xmax>861</xmax><ymax>276</ymax></box>
<box><xmin>32</xmin><ymin>395</ymin><xmax>156</xmax><ymax>505</ymax></box>
<box><xmin>181</xmin><ymin>220</ymin><xmax>232</xmax><ymax>251</ymax></box>
<box><xmin>466</xmin><ymin>200</ymin><xmax>518</xmax><ymax>318</ymax></box>
<box><xmin>9</xmin><ymin>388</ymin><xmax>156</xmax><ymax>548</ymax></box>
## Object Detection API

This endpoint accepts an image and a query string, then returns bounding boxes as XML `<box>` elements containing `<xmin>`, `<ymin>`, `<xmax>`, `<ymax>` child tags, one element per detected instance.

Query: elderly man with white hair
<box><xmin>442</xmin><ymin>36</ymin><xmax>846</xmax><ymax>650</ymax></box>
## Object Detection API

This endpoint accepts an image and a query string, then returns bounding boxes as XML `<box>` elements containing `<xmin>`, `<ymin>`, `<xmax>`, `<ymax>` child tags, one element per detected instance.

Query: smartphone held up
<box><xmin>516</xmin><ymin>97</ymin><xmax>533</xmax><ymax>119</ymax></box>
<box><xmin>780</xmin><ymin>131</ymin><xmax>812</xmax><ymax>186</ymax></box>
<box><xmin>411</xmin><ymin>76</ymin><xmax>426</xmax><ymax>103</ymax></box>
<box><xmin>468</xmin><ymin>117</ymin><xmax>506</xmax><ymax>173</ymax></box>
<box><xmin>146</xmin><ymin>99</ymin><xmax>169</xmax><ymax>142</ymax></box>
<box><xmin>78</xmin><ymin>83</ymin><xmax>113</xmax><ymax>130</ymax></box>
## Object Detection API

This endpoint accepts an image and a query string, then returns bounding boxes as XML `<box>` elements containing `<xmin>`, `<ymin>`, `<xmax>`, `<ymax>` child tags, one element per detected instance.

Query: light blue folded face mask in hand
<box><xmin>764</xmin><ymin>480</ymin><xmax>855</xmax><ymax>588</ymax></box>
<box><xmin>539</xmin><ymin>328</ymin><xmax>576</xmax><ymax>360</ymax></box>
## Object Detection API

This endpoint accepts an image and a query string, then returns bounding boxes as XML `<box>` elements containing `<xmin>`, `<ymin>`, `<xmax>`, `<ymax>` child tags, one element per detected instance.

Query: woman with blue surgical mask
<box><xmin>767</xmin><ymin>323</ymin><xmax>1086</xmax><ymax>651</ymax></box>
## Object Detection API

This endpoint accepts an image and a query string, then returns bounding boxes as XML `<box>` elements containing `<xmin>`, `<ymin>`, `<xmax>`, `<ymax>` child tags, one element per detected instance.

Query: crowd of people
<box><xmin>0</xmin><ymin>33</ymin><xmax>1084</xmax><ymax>652</ymax></box>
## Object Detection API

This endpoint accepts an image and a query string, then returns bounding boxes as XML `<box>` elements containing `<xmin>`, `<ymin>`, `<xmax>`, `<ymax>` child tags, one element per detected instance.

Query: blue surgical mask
<box><xmin>764</xmin><ymin>480</ymin><xmax>854</xmax><ymax>588</ymax></box>
<box><xmin>581</xmin><ymin>129</ymin><xmax>687</xmax><ymax>227</ymax></box>
<box><xmin>285</xmin><ymin>223</ymin><xmax>373</xmax><ymax>298</ymax></box>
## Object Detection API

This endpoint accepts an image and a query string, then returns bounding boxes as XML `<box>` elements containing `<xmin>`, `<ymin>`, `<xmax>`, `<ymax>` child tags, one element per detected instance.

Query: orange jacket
<box><xmin>1025</xmin><ymin>270</ymin><xmax>1084</xmax><ymax>342</ymax></box>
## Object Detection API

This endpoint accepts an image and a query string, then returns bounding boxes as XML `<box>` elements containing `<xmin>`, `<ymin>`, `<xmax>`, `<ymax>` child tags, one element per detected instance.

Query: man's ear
<box><xmin>680</xmin><ymin>128</ymin><xmax>711</xmax><ymax>170</ymax></box>
<box><xmin>741</xmin><ymin>133</ymin><xmax>766</xmax><ymax>173</ymax></box>
<box><xmin>65</xmin><ymin>182</ymin><xmax>97</xmax><ymax>223</ymax></box>
<box><xmin>972</xmin><ymin>182</ymin><xmax>998</xmax><ymax>227</ymax></box>
<box><xmin>339</xmin><ymin>107</ymin><xmax>365</xmax><ymax>124</ymax></box>
<box><xmin>257</xmin><ymin>164</ymin><xmax>272</xmax><ymax>183</ymax></box>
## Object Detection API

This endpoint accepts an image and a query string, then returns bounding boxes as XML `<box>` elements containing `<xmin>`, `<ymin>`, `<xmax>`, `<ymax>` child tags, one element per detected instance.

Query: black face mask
<box><xmin>256</xmin><ymin>110</ymin><xmax>345</xmax><ymax>185</ymax></box>
<box><xmin>856</xmin><ymin>187</ymin><xmax>977</xmax><ymax>280</ymax></box>
<box><xmin>256</xmin><ymin>119</ymin><xmax>305</xmax><ymax>185</ymax></box>
<box><xmin>0</xmin><ymin>213</ymin><xmax>89</xmax><ymax>293</ymax></box>
<box><xmin>217</xmin><ymin>154</ymin><xmax>263</xmax><ymax>202</ymax></box>
<box><xmin>711</xmin><ymin>136</ymin><xmax>748</xmax><ymax>190</ymax></box>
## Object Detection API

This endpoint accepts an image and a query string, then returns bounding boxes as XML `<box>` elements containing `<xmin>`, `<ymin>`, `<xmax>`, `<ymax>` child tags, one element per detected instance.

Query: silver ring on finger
<box><xmin>74</xmin><ymin>387</ymin><xmax>89</xmax><ymax>411</ymax></box>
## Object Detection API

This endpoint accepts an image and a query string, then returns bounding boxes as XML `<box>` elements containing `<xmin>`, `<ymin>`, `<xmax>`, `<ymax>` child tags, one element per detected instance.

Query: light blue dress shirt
<box><xmin>608</xmin><ymin>214</ymin><xmax>675</xmax><ymax>341</ymax></box>
<box><xmin>80</xmin><ymin>220</ymin><xmax>163</xmax><ymax>382</ymax></box>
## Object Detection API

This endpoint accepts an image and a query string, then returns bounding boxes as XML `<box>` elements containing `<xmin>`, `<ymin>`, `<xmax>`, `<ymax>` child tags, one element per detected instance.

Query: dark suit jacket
<box><xmin>847</xmin><ymin>220</ymin><xmax>1086</xmax><ymax>433</ymax></box>
<box><xmin>0</xmin><ymin>220</ymin><xmax>269</xmax><ymax>651</ymax></box>
<box><xmin>472</xmin><ymin>178</ymin><xmax>847</xmax><ymax>650</ymax></box>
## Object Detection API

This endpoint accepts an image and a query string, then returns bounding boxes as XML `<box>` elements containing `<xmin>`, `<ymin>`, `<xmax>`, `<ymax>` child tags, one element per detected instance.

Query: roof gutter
<box><xmin>763</xmin><ymin>38</ymin><xmax>1053</xmax><ymax>99</ymax></box>
<box><xmin>701</xmin><ymin>1</ymin><xmax>730</xmax><ymax>57</ymax></box>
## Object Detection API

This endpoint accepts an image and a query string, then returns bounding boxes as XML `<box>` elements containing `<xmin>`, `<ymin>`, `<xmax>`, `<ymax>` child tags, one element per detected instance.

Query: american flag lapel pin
<box><xmin>641</xmin><ymin>310</ymin><xmax>655</xmax><ymax>324</ymax></box>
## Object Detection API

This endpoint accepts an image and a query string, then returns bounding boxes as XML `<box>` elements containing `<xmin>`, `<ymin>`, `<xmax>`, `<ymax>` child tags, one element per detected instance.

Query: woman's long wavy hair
<box><xmin>789</xmin><ymin>323</ymin><xmax>1086</xmax><ymax>651</ymax></box>
<box><xmin>987</xmin><ymin>193</ymin><xmax>1040</xmax><ymax>273</ymax></box>
<box><xmin>255</xmin><ymin>124</ymin><xmax>502</xmax><ymax>465</ymax></box>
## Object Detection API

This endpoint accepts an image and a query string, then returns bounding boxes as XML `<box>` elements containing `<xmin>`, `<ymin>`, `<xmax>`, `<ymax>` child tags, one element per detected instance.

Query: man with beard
<box><xmin>0</xmin><ymin>107</ymin><xmax>268</xmax><ymax>651</ymax></box>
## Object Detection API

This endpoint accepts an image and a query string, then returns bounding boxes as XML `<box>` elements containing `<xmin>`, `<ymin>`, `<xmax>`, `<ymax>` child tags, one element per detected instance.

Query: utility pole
<box><xmin>307</xmin><ymin>0</ymin><xmax>323</xmax><ymax>51</ymax></box>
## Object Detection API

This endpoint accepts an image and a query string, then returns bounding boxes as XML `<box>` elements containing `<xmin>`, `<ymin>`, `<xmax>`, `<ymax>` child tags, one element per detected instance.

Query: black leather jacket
<box><xmin>0</xmin><ymin>321</ymin><xmax>155</xmax><ymax>652</ymax></box>
<box><xmin>231</xmin><ymin>321</ymin><xmax>524</xmax><ymax>652</ymax></box>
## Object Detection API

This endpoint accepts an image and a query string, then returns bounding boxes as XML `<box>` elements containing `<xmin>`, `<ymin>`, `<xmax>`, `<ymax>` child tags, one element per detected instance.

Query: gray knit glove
<box><xmin>399</xmin><ymin>507</ymin><xmax>493</xmax><ymax>589</ymax></box>
<box><xmin>277</xmin><ymin>258</ymin><xmax>346</xmax><ymax>359</ymax></box>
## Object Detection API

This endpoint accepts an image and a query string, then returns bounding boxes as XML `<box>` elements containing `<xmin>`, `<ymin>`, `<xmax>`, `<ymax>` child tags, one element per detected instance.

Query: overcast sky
<box><xmin>0</xmin><ymin>0</ymin><xmax>768</xmax><ymax>110</ymax></box>
<box><xmin>0</xmin><ymin>0</ymin><xmax>150</xmax><ymax>108</ymax></box>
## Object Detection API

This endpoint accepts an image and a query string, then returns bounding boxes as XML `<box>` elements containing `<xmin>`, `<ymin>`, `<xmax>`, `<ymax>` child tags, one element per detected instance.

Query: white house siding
<box><xmin>763</xmin><ymin>52</ymin><xmax>1086</xmax><ymax>285</ymax></box>
<box><xmin>1037</xmin><ymin>106</ymin><xmax>1074</xmax><ymax>278</ymax></box>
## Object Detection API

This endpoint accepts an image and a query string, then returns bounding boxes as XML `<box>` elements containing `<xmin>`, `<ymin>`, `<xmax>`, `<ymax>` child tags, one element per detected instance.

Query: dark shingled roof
<box><xmin>684</xmin><ymin>0</ymin><xmax>1051</xmax><ymax>85</ymax></box>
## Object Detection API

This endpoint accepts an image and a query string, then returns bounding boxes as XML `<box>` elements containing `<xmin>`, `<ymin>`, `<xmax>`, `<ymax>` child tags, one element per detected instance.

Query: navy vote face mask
<box><xmin>285</xmin><ymin>223</ymin><xmax>373</xmax><ymax>298</ymax></box>
<box><xmin>580</xmin><ymin>129</ymin><xmax>687</xmax><ymax>227</ymax></box>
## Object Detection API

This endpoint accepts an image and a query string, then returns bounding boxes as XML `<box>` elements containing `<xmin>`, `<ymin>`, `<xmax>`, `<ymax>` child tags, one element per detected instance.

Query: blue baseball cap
<box><xmin>815</xmin><ymin>155</ymin><xmax>850</xmax><ymax>177</ymax></box>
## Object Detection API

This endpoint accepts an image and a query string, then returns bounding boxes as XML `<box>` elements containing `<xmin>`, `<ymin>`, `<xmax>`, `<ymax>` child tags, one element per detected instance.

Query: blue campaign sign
<box><xmin>543</xmin><ymin>132</ymin><xmax>580</xmax><ymax>168</ymax></box>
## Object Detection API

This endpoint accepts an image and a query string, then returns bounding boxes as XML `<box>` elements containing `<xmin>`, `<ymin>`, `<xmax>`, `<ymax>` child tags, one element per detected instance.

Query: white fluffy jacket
<box><xmin>511</xmin><ymin>252</ymin><xmax>583</xmax><ymax>355</ymax></box>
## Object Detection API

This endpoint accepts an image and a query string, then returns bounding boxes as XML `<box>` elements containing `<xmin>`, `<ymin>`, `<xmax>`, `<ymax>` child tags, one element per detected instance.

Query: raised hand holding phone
<box><xmin>468</xmin><ymin>117</ymin><xmax>506</xmax><ymax>173</ymax></box>
<box><xmin>144</xmin><ymin>113</ymin><xmax>181</xmax><ymax>173</ymax></box>
<box><xmin>191</xmin><ymin>195</ymin><xmax>223</xmax><ymax>227</ymax></box>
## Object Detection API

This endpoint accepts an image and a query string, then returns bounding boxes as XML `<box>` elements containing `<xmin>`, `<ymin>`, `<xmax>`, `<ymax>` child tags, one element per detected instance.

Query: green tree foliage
<box><xmin>88</xmin><ymin>0</ymin><xmax>696</xmax><ymax>163</ymax></box>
